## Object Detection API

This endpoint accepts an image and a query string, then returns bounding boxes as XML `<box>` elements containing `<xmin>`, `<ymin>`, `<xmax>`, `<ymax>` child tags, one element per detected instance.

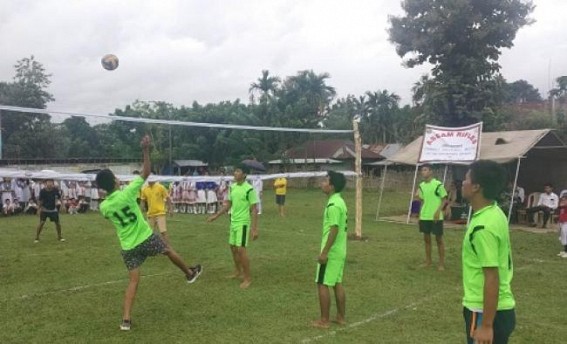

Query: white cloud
<box><xmin>0</xmin><ymin>0</ymin><xmax>565</xmax><ymax>119</ymax></box>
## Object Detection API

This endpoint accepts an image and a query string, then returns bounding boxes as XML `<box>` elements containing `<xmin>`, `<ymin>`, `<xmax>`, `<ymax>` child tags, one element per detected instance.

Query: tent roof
<box><xmin>268</xmin><ymin>158</ymin><xmax>342</xmax><ymax>165</ymax></box>
<box><xmin>387</xmin><ymin>129</ymin><xmax>566</xmax><ymax>165</ymax></box>
<box><xmin>173</xmin><ymin>160</ymin><xmax>208</xmax><ymax>167</ymax></box>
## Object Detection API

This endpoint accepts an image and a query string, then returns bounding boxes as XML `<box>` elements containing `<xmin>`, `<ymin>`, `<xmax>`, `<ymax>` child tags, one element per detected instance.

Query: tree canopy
<box><xmin>389</xmin><ymin>0</ymin><xmax>535</xmax><ymax>126</ymax></box>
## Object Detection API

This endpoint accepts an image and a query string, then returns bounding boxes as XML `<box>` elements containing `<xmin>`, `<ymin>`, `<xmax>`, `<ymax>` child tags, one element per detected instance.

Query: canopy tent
<box><xmin>388</xmin><ymin>129</ymin><xmax>563</xmax><ymax>165</ymax></box>
<box><xmin>375</xmin><ymin>129</ymin><xmax>567</xmax><ymax>223</ymax></box>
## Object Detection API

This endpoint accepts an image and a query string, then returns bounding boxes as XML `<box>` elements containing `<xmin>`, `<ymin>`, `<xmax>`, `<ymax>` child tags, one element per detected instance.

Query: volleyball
<box><xmin>101</xmin><ymin>54</ymin><xmax>119</xmax><ymax>71</ymax></box>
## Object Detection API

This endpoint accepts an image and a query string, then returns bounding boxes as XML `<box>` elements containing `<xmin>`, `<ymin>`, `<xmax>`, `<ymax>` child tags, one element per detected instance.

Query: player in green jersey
<box><xmin>461</xmin><ymin>160</ymin><xmax>515</xmax><ymax>344</ymax></box>
<box><xmin>208</xmin><ymin>164</ymin><xmax>259</xmax><ymax>289</ymax></box>
<box><xmin>96</xmin><ymin>135</ymin><xmax>202</xmax><ymax>331</ymax></box>
<box><xmin>416</xmin><ymin>164</ymin><xmax>448</xmax><ymax>270</ymax></box>
<box><xmin>312</xmin><ymin>171</ymin><xmax>348</xmax><ymax>329</ymax></box>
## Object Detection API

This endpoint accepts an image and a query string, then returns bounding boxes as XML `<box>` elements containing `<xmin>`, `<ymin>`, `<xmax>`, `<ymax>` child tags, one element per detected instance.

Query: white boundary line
<box><xmin>12</xmin><ymin>272</ymin><xmax>172</xmax><ymax>301</ymax></box>
<box><xmin>300</xmin><ymin>297</ymin><xmax>435</xmax><ymax>344</ymax></box>
<box><xmin>300</xmin><ymin>261</ymin><xmax>540</xmax><ymax>343</ymax></box>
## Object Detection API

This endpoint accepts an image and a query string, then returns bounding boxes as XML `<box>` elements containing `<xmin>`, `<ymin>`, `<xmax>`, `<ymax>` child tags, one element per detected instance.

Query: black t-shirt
<box><xmin>39</xmin><ymin>188</ymin><xmax>61</xmax><ymax>211</ymax></box>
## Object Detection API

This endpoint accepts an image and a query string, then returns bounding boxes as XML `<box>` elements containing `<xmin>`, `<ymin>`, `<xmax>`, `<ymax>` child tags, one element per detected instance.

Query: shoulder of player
<box><xmin>470</xmin><ymin>207</ymin><xmax>508</xmax><ymax>233</ymax></box>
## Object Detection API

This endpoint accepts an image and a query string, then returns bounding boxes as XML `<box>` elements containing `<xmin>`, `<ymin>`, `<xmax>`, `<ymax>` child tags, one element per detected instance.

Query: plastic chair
<box><xmin>517</xmin><ymin>192</ymin><xmax>540</xmax><ymax>224</ymax></box>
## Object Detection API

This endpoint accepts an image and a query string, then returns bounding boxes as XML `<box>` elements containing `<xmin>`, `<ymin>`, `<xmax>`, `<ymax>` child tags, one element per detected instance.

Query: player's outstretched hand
<box><xmin>251</xmin><ymin>228</ymin><xmax>259</xmax><ymax>240</ymax></box>
<box><xmin>207</xmin><ymin>215</ymin><xmax>216</xmax><ymax>223</ymax></box>
<box><xmin>140</xmin><ymin>135</ymin><xmax>151</xmax><ymax>149</ymax></box>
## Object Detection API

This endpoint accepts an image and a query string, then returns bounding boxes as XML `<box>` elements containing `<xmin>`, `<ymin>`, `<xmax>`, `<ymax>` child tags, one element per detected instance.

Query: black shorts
<box><xmin>121</xmin><ymin>233</ymin><xmax>168</xmax><ymax>270</ymax></box>
<box><xmin>419</xmin><ymin>220</ymin><xmax>443</xmax><ymax>236</ymax></box>
<box><xmin>276</xmin><ymin>195</ymin><xmax>286</xmax><ymax>205</ymax></box>
<box><xmin>464</xmin><ymin>308</ymin><xmax>515</xmax><ymax>344</ymax></box>
<box><xmin>40</xmin><ymin>211</ymin><xmax>59</xmax><ymax>223</ymax></box>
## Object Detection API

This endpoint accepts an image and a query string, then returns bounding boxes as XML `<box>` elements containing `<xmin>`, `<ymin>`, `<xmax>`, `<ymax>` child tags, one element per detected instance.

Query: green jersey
<box><xmin>418</xmin><ymin>178</ymin><xmax>447</xmax><ymax>220</ymax></box>
<box><xmin>228</xmin><ymin>181</ymin><xmax>258</xmax><ymax>224</ymax></box>
<box><xmin>462</xmin><ymin>203</ymin><xmax>515</xmax><ymax>311</ymax></box>
<box><xmin>321</xmin><ymin>193</ymin><xmax>348</xmax><ymax>260</ymax></box>
<box><xmin>100</xmin><ymin>176</ymin><xmax>153</xmax><ymax>250</ymax></box>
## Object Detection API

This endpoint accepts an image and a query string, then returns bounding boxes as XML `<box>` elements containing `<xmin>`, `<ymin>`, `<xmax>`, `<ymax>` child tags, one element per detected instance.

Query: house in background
<box><xmin>268</xmin><ymin>158</ymin><xmax>343</xmax><ymax>172</ymax></box>
<box><xmin>280</xmin><ymin>139</ymin><xmax>385</xmax><ymax>172</ymax></box>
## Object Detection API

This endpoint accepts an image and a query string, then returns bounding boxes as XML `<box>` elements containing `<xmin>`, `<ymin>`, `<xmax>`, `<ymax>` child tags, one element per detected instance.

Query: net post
<box><xmin>353</xmin><ymin>119</ymin><xmax>362</xmax><ymax>239</ymax></box>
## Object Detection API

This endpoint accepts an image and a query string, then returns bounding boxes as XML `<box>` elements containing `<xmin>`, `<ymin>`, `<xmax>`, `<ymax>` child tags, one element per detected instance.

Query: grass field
<box><xmin>1</xmin><ymin>188</ymin><xmax>566</xmax><ymax>343</ymax></box>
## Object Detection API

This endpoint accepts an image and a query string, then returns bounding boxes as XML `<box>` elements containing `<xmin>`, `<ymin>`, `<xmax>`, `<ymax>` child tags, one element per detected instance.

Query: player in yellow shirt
<box><xmin>141</xmin><ymin>179</ymin><xmax>173</xmax><ymax>245</ymax></box>
<box><xmin>273</xmin><ymin>172</ymin><xmax>287</xmax><ymax>217</ymax></box>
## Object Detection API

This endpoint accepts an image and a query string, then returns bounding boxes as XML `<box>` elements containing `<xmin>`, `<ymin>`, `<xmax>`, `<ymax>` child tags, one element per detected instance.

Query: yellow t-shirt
<box><xmin>274</xmin><ymin>178</ymin><xmax>287</xmax><ymax>195</ymax></box>
<box><xmin>141</xmin><ymin>183</ymin><xmax>169</xmax><ymax>217</ymax></box>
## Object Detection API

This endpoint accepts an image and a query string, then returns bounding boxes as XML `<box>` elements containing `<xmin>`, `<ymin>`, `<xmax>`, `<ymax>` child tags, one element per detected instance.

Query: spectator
<box><xmin>3</xmin><ymin>199</ymin><xmax>15</xmax><ymax>216</ymax></box>
<box><xmin>526</xmin><ymin>183</ymin><xmax>559</xmax><ymax>228</ymax></box>
<box><xmin>90</xmin><ymin>182</ymin><xmax>100</xmax><ymax>211</ymax></box>
<box><xmin>206</xmin><ymin>184</ymin><xmax>218</xmax><ymax>214</ymax></box>
<box><xmin>78</xmin><ymin>196</ymin><xmax>90</xmax><ymax>213</ymax></box>
<box><xmin>22</xmin><ymin>179</ymin><xmax>32</xmax><ymax>209</ymax></box>
<box><xmin>273</xmin><ymin>172</ymin><xmax>287</xmax><ymax>217</ymax></box>
<box><xmin>12</xmin><ymin>198</ymin><xmax>22</xmax><ymax>214</ymax></box>
<box><xmin>25</xmin><ymin>198</ymin><xmax>38</xmax><ymax>215</ymax></box>
<box><xmin>252</xmin><ymin>176</ymin><xmax>263</xmax><ymax>215</ymax></box>
<box><xmin>68</xmin><ymin>198</ymin><xmax>79</xmax><ymax>215</ymax></box>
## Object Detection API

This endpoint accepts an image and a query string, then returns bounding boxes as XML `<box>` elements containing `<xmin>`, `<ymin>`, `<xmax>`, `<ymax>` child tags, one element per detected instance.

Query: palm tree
<box><xmin>364</xmin><ymin>90</ymin><xmax>401</xmax><ymax>143</ymax></box>
<box><xmin>249</xmin><ymin>70</ymin><xmax>281</xmax><ymax>126</ymax></box>
<box><xmin>249</xmin><ymin>70</ymin><xmax>281</xmax><ymax>101</ymax></box>
<box><xmin>284</xmin><ymin>70</ymin><xmax>336</xmax><ymax>120</ymax></box>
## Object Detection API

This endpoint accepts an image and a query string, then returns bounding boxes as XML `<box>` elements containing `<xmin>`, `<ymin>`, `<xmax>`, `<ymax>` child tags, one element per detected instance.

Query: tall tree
<box><xmin>62</xmin><ymin>117</ymin><xmax>101</xmax><ymax>157</ymax></box>
<box><xmin>249</xmin><ymin>70</ymin><xmax>281</xmax><ymax>101</ymax></box>
<box><xmin>389</xmin><ymin>0</ymin><xmax>534</xmax><ymax>126</ymax></box>
<box><xmin>277</xmin><ymin>70</ymin><xmax>336</xmax><ymax>128</ymax></box>
<box><xmin>503</xmin><ymin>79</ymin><xmax>542</xmax><ymax>104</ymax></box>
<box><xmin>0</xmin><ymin>56</ymin><xmax>58</xmax><ymax>158</ymax></box>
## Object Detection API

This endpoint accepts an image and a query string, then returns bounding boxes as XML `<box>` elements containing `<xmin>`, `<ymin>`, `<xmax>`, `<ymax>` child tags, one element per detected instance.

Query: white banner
<box><xmin>418</xmin><ymin>123</ymin><xmax>482</xmax><ymax>163</ymax></box>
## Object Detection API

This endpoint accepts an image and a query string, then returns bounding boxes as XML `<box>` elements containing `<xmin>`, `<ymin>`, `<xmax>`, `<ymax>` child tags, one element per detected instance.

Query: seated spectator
<box><xmin>68</xmin><ymin>198</ymin><xmax>79</xmax><ymax>215</ymax></box>
<box><xmin>3</xmin><ymin>199</ymin><xmax>15</xmax><ymax>216</ymax></box>
<box><xmin>526</xmin><ymin>183</ymin><xmax>559</xmax><ymax>228</ymax></box>
<box><xmin>25</xmin><ymin>198</ymin><xmax>39</xmax><ymax>215</ymax></box>
<box><xmin>12</xmin><ymin>198</ymin><xmax>22</xmax><ymax>214</ymax></box>
<box><xmin>78</xmin><ymin>196</ymin><xmax>89</xmax><ymax>213</ymax></box>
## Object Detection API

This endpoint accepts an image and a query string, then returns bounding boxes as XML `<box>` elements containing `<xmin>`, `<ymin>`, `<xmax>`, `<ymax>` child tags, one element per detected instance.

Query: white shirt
<box><xmin>252</xmin><ymin>178</ymin><xmax>263</xmax><ymax>194</ymax></box>
<box><xmin>90</xmin><ymin>187</ymin><xmax>99</xmax><ymax>200</ymax></box>
<box><xmin>14</xmin><ymin>185</ymin><xmax>24</xmax><ymax>200</ymax></box>
<box><xmin>538</xmin><ymin>192</ymin><xmax>559</xmax><ymax>209</ymax></box>
<box><xmin>206</xmin><ymin>189</ymin><xmax>217</xmax><ymax>203</ymax></box>
<box><xmin>516</xmin><ymin>186</ymin><xmax>525</xmax><ymax>203</ymax></box>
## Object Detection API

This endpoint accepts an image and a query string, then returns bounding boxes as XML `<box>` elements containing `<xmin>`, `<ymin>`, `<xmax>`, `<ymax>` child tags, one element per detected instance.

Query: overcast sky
<box><xmin>1</xmin><ymin>0</ymin><xmax>566</xmax><ymax>118</ymax></box>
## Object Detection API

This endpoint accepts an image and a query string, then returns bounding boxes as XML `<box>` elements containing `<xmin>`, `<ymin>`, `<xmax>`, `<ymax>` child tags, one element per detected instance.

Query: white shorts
<box><xmin>560</xmin><ymin>223</ymin><xmax>567</xmax><ymax>245</ymax></box>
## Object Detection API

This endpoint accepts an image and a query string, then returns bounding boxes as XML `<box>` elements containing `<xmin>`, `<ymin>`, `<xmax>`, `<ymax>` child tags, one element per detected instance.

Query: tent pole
<box><xmin>406</xmin><ymin>165</ymin><xmax>419</xmax><ymax>224</ymax></box>
<box><xmin>508</xmin><ymin>158</ymin><xmax>522</xmax><ymax>223</ymax></box>
<box><xmin>375</xmin><ymin>164</ymin><xmax>388</xmax><ymax>220</ymax></box>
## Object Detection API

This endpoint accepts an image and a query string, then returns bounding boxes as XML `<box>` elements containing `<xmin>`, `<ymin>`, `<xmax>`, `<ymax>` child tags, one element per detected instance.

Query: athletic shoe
<box><xmin>120</xmin><ymin>319</ymin><xmax>131</xmax><ymax>331</ymax></box>
<box><xmin>59</xmin><ymin>238</ymin><xmax>66</xmax><ymax>242</ymax></box>
<box><xmin>34</xmin><ymin>239</ymin><xmax>39</xmax><ymax>244</ymax></box>
<box><xmin>560</xmin><ymin>252</ymin><xmax>567</xmax><ymax>258</ymax></box>
<box><xmin>187</xmin><ymin>264</ymin><xmax>203</xmax><ymax>284</ymax></box>
<box><xmin>558</xmin><ymin>252</ymin><xmax>564</xmax><ymax>257</ymax></box>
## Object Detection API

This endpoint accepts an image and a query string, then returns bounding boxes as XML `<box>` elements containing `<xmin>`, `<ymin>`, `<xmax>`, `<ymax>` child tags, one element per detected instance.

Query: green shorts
<box><xmin>315</xmin><ymin>258</ymin><xmax>345</xmax><ymax>286</ymax></box>
<box><xmin>229</xmin><ymin>223</ymin><xmax>250</xmax><ymax>247</ymax></box>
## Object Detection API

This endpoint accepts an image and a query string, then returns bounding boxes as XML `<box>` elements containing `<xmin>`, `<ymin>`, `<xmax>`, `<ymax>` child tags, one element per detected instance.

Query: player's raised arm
<box><xmin>140</xmin><ymin>135</ymin><xmax>151</xmax><ymax>181</ymax></box>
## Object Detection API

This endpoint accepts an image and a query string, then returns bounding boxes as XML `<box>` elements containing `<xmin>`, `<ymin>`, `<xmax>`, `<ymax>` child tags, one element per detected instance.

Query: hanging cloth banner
<box><xmin>418</xmin><ymin>122</ymin><xmax>482</xmax><ymax>163</ymax></box>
